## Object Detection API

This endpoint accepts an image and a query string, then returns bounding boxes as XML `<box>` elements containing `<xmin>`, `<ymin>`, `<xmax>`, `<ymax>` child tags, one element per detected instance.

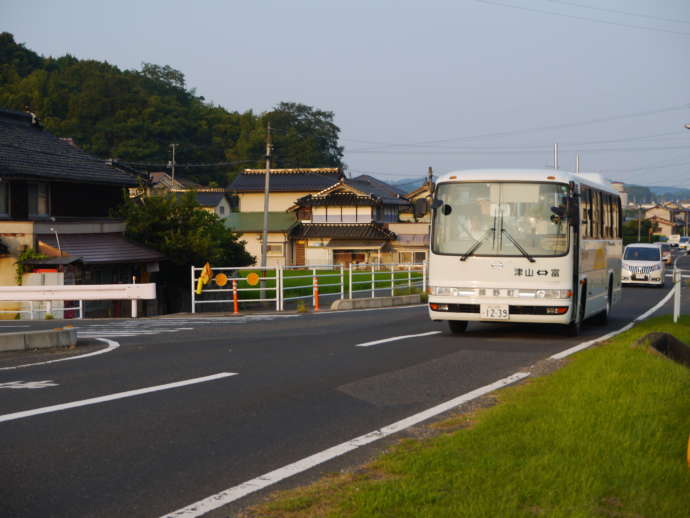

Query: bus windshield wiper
<box><xmin>459</xmin><ymin>227</ymin><xmax>495</xmax><ymax>261</ymax></box>
<box><xmin>501</xmin><ymin>228</ymin><xmax>536</xmax><ymax>263</ymax></box>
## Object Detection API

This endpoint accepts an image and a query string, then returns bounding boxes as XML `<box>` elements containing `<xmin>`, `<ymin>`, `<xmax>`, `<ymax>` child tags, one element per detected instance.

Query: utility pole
<box><xmin>427</xmin><ymin>166</ymin><xmax>433</xmax><ymax>187</ymax></box>
<box><xmin>170</xmin><ymin>143</ymin><xmax>178</xmax><ymax>181</ymax></box>
<box><xmin>554</xmin><ymin>143</ymin><xmax>559</xmax><ymax>170</ymax></box>
<box><xmin>260</xmin><ymin>122</ymin><xmax>272</xmax><ymax>269</ymax></box>
<box><xmin>575</xmin><ymin>153</ymin><xmax>580</xmax><ymax>173</ymax></box>
<box><xmin>637</xmin><ymin>207</ymin><xmax>641</xmax><ymax>242</ymax></box>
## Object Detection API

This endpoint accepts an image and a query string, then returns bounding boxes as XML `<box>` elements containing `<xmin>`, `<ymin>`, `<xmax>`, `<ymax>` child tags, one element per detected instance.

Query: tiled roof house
<box><xmin>227</xmin><ymin>168</ymin><xmax>343</xmax><ymax>266</ymax></box>
<box><xmin>0</xmin><ymin>108</ymin><xmax>163</xmax><ymax>316</ymax></box>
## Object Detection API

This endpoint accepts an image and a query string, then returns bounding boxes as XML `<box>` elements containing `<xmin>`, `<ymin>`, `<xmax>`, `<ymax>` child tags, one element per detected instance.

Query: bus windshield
<box><xmin>432</xmin><ymin>182</ymin><xmax>570</xmax><ymax>257</ymax></box>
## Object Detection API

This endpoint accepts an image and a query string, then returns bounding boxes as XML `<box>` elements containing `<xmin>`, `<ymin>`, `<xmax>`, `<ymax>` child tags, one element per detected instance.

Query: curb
<box><xmin>331</xmin><ymin>294</ymin><xmax>421</xmax><ymax>310</ymax></box>
<box><xmin>0</xmin><ymin>328</ymin><xmax>78</xmax><ymax>353</ymax></box>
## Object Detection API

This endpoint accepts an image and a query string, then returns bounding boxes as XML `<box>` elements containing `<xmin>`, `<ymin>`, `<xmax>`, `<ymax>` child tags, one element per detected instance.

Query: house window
<box><xmin>0</xmin><ymin>183</ymin><xmax>8</xmax><ymax>217</ymax></box>
<box><xmin>398</xmin><ymin>251</ymin><xmax>427</xmax><ymax>264</ymax></box>
<box><xmin>28</xmin><ymin>183</ymin><xmax>49</xmax><ymax>217</ymax></box>
<box><xmin>267</xmin><ymin>243</ymin><xmax>284</xmax><ymax>256</ymax></box>
<box><xmin>219</xmin><ymin>205</ymin><xmax>225</xmax><ymax>216</ymax></box>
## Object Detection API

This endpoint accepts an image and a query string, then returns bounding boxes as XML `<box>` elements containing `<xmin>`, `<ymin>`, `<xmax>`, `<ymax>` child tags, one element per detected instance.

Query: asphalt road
<box><xmin>1</xmin><ymin>253</ymin><xmax>688</xmax><ymax>518</ymax></box>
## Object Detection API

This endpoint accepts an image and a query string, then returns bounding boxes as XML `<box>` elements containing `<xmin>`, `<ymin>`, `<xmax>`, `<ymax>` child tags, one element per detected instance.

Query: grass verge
<box><xmin>244</xmin><ymin>315</ymin><xmax>690</xmax><ymax>518</ymax></box>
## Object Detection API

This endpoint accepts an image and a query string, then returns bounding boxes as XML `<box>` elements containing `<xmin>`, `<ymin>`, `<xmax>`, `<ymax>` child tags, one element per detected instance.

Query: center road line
<box><xmin>355</xmin><ymin>330</ymin><xmax>442</xmax><ymax>347</ymax></box>
<box><xmin>0</xmin><ymin>372</ymin><xmax>237</xmax><ymax>424</ymax></box>
<box><xmin>161</xmin><ymin>371</ymin><xmax>529</xmax><ymax>518</ymax></box>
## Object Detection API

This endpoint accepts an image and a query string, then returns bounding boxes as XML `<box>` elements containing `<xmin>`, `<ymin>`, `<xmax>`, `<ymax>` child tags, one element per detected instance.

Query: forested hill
<box><xmin>0</xmin><ymin>32</ymin><xmax>343</xmax><ymax>185</ymax></box>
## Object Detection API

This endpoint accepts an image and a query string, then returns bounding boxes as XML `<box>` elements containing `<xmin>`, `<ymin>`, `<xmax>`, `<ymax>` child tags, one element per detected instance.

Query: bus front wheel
<box><xmin>448</xmin><ymin>320</ymin><xmax>468</xmax><ymax>334</ymax></box>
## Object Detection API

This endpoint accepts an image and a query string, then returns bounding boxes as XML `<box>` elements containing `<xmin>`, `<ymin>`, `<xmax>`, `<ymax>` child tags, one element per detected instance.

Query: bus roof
<box><xmin>436</xmin><ymin>169</ymin><xmax>618</xmax><ymax>195</ymax></box>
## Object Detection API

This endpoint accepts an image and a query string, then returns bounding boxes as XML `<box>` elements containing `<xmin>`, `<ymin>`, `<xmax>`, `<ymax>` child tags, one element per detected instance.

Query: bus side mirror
<box><xmin>413</xmin><ymin>198</ymin><xmax>429</xmax><ymax>219</ymax></box>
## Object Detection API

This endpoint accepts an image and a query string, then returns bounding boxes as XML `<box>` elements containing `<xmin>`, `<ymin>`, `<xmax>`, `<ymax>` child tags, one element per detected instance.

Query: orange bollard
<box><xmin>232</xmin><ymin>279</ymin><xmax>239</xmax><ymax>314</ymax></box>
<box><xmin>313</xmin><ymin>276</ymin><xmax>320</xmax><ymax>312</ymax></box>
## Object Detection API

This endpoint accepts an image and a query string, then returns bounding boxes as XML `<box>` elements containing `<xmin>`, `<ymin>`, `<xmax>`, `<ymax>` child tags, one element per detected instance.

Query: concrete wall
<box><xmin>305</xmin><ymin>246</ymin><xmax>331</xmax><ymax>266</ymax></box>
<box><xmin>215</xmin><ymin>197</ymin><xmax>231</xmax><ymax>218</ymax></box>
<box><xmin>239</xmin><ymin>231</ymin><xmax>288</xmax><ymax>267</ymax></box>
<box><xmin>239</xmin><ymin>192</ymin><xmax>309</xmax><ymax>212</ymax></box>
<box><xmin>388</xmin><ymin>222</ymin><xmax>429</xmax><ymax>235</ymax></box>
<box><xmin>0</xmin><ymin>221</ymin><xmax>35</xmax><ymax>317</ymax></box>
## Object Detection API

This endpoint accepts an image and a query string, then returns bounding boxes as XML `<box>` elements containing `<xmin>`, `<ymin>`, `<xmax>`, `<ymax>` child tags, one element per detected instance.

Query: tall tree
<box><xmin>115</xmin><ymin>191</ymin><xmax>253</xmax><ymax>267</ymax></box>
<box><xmin>0</xmin><ymin>33</ymin><xmax>345</xmax><ymax>186</ymax></box>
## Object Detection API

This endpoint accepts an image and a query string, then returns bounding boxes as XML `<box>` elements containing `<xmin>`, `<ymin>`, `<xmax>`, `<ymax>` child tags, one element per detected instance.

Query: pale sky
<box><xmin>3</xmin><ymin>0</ymin><xmax>690</xmax><ymax>187</ymax></box>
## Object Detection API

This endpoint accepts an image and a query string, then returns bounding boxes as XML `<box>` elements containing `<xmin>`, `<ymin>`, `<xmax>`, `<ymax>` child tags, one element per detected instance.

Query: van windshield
<box><xmin>624</xmin><ymin>247</ymin><xmax>660</xmax><ymax>261</ymax></box>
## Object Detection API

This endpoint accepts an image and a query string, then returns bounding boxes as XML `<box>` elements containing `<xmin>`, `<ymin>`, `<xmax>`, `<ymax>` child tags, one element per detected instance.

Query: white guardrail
<box><xmin>191</xmin><ymin>263</ymin><xmax>427</xmax><ymax>314</ymax></box>
<box><xmin>0</xmin><ymin>283</ymin><xmax>156</xmax><ymax>319</ymax></box>
<box><xmin>672</xmin><ymin>267</ymin><xmax>688</xmax><ymax>324</ymax></box>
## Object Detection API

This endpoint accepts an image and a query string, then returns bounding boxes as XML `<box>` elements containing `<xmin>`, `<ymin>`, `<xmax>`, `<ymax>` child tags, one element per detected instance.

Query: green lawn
<box><xmin>245</xmin><ymin>316</ymin><xmax>690</xmax><ymax>518</ymax></box>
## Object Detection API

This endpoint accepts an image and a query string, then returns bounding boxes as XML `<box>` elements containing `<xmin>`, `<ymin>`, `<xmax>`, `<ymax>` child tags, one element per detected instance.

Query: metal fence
<box><xmin>191</xmin><ymin>263</ymin><xmax>427</xmax><ymax>314</ymax></box>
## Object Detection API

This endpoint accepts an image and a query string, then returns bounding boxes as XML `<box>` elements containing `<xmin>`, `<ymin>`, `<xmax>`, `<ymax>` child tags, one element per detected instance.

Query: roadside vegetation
<box><xmin>245</xmin><ymin>315</ymin><xmax>690</xmax><ymax>517</ymax></box>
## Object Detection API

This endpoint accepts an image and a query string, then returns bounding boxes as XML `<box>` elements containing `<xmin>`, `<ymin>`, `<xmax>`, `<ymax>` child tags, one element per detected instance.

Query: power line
<box><xmin>348</xmin><ymin>144</ymin><xmax>690</xmax><ymax>156</ymax></box>
<box><xmin>345</xmin><ymin>102</ymin><xmax>690</xmax><ymax>152</ymax></box>
<box><xmin>547</xmin><ymin>0</ymin><xmax>690</xmax><ymax>26</ymax></box>
<box><xmin>474</xmin><ymin>0</ymin><xmax>690</xmax><ymax>36</ymax></box>
<box><xmin>344</xmin><ymin>131</ymin><xmax>686</xmax><ymax>153</ymax></box>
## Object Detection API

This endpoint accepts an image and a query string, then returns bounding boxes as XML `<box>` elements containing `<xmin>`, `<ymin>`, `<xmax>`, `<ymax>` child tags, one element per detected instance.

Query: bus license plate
<box><xmin>481</xmin><ymin>304</ymin><xmax>509</xmax><ymax>320</ymax></box>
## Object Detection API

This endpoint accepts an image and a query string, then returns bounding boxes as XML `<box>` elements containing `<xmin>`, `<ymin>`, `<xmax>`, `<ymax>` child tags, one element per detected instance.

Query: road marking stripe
<box><xmin>0</xmin><ymin>372</ymin><xmax>236</xmax><ymax>423</ymax></box>
<box><xmin>0</xmin><ymin>338</ymin><xmax>119</xmax><ymax>371</ymax></box>
<box><xmin>161</xmin><ymin>371</ymin><xmax>529</xmax><ymax>518</ymax></box>
<box><xmin>355</xmin><ymin>331</ymin><xmax>442</xmax><ymax>347</ymax></box>
<box><xmin>550</xmin><ymin>285</ymin><xmax>676</xmax><ymax>360</ymax></box>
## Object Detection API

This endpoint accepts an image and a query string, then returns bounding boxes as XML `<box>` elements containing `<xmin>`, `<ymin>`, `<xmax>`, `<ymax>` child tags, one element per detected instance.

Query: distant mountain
<box><xmin>648</xmin><ymin>186</ymin><xmax>690</xmax><ymax>199</ymax></box>
<box><xmin>390</xmin><ymin>177</ymin><xmax>426</xmax><ymax>194</ymax></box>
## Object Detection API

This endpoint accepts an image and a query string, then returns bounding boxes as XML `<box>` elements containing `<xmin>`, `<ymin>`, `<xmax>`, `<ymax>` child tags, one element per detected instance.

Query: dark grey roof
<box><xmin>291</xmin><ymin>223</ymin><xmax>396</xmax><ymax>240</ymax></box>
<box><xmin>230</xmin><ymin>171</ymin><xmax>341</xmax><ymax>192</ymax></box>
<box><xmin>347</xmin><ymin>175</ymin><xmax>408</xmax><ymax>205</ymax></box>
<box><xmin>37</xmin><ymin>233</ymin><xmax>164</xmax><ymax>264</ymax></box>
<box><xmin>173</xmin><ymin>190</ymin><xmax>227</xmax><ymax>207</ymax></box>
<box><xmin>0</xmin><ymin>109</ymin><xmax>138</xmax><ymax>186</ymax></box>
<box><xmin>24</xmin><ymin>256</ymin><xmax>83</xmax><ymax>266</ymax></box>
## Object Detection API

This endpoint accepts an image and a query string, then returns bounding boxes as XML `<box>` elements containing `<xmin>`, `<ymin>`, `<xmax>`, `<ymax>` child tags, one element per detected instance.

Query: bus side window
<box><xmin>603</xmin><ymin>194</ymin><xmax>612</xmax><ymax>239</ymax></box>
<box><xmin>613</xmin><ymin>197</ymin><xmax>621</xmax><ymax>238</ymax></box>
<box><xmin>591</xmin><ymin>190</ymin><xmax>601</xmax><ymax>239</ymax></box>
<box><xmin>580</xmin><ymin>187</ymin><xmax>590</xmax><ymax>238</ymax></box>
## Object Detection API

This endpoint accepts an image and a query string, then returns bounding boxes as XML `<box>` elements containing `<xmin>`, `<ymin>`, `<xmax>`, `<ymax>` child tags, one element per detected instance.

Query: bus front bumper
<box><xmin>428</xmin><ymin>299</ymin><xmax>573</xmax><ymax>325</ymax></box>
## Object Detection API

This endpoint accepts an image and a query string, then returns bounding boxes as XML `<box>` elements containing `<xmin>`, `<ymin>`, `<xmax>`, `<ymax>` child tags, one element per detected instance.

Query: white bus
<box><xmin>424</xmin><ymin>169</ymin><xmax>622</xmax><ymax>336</ymax></box>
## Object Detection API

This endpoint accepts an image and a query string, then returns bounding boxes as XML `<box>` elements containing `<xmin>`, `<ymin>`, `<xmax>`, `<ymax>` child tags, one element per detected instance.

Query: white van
<box><xmin>621</xmin><ymin>243</ymin><xmax>665</xmax><ymax>287</ymax></box>
<box><xmin>669</xmin><ymin>234</ymin><xmax>681</xmax><ymax>247</ymax></box>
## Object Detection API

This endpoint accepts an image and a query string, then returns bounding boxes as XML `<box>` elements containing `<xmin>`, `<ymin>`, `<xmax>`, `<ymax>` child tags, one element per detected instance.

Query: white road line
<box><xmin>0</xmin><ymin>338</ymin><xmax>120</xmax><ymax>371</ymax></box>
<box><xmin>0</xmin><ymin>372</ymin><xmax>236</xmax><ymax>424</ymax></box>
<box><xmin>161</xmin><ymin>371</ymin><xmax>529</xmax><ymax>518</ymax></box>
<box><xmin>550</xmin><ymin>285</ymin><xmax>676</xmax><ymax>360</ymax></box>
<box><xmin>355</xmin><ymin>331</ymin><xmax>442</xmax><ymax>347</ymax></box>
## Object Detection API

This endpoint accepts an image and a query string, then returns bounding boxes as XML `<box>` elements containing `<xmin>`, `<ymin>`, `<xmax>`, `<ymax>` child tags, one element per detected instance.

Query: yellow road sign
<box><xmin>246</xmin><ymin>272</ymin><xmax>260</xmax><ymax>286</ymax></box>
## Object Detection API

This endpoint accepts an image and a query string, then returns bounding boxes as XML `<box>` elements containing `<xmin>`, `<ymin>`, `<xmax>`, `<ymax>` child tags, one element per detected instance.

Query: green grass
<box><xmin>245</xmin><ymin>316</ymin><xmax>690</xmax><ymax>518</ymax></box>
